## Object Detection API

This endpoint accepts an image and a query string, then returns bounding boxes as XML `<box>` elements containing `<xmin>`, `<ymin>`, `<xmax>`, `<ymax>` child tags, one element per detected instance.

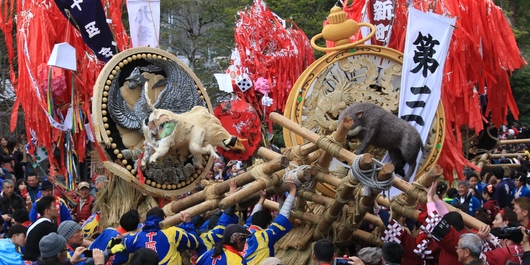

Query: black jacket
<box><xmin>0</xmin><ymin>192</ymin><xmax>26</xmax><ymax>216</ymax></box>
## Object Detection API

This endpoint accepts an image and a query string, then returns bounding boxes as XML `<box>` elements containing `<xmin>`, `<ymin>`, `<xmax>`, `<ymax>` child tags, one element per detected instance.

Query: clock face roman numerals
<box><xmin>342</xmin><ymin>69</ymin><xmax>358</xmax><ymax>82</ymax></box>
<box><xmin>319</xmin><ymin>54</ymin><xmax>401</xmax><ymax>98</ymax></box>
<box><xmin>284</xmin><ymin>45</ymin><xmax>444</xmax><ymax>179</ymax></box>
<box><xmin>295</xmin><ymin>49</ymin><xmax>403</xmax><ymax>137</ymax></box>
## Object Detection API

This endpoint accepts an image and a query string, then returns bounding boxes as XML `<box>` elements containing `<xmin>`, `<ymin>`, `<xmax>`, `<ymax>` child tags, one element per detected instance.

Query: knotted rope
<box><xmin>315</xmin><ymin>135</ymin><xmax>342</xmax><ymax>157</ymax></box>
<box><xmin>349</xmin><ymin>154</ymin><xmax>394</xmax><ymax>196</ymax></box>
<box><xmin>283</xmin><ymin>163</ymin><xmax>313</xmax><ymax>190</ymax></box>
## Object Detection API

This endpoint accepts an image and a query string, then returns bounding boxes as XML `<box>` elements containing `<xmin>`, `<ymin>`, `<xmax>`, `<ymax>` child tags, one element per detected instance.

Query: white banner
<box><xmin>127</xmin><ymin>0</ymin><xmax>160</xmax><ymax>48</ymax></box>
<box><xmin>389</xmin><ymin>7</ymin><xmax>455</xmax><ymax>197</ymax></box>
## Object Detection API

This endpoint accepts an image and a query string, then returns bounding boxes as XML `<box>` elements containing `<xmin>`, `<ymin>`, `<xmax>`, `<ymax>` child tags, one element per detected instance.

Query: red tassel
<box><xmin>137</xmin><ymin>153</ymin><xmax>145</xmax><ymax>184</ymax></box>
<box><xmin>386</xmin><ymin>0</ymin><xmax>526</xmax><ymax>182</ymax></box>
<box><xmin>233</xmin><ymin>0</ymin><xmax>315</xmax><ymax>123</ymax></box>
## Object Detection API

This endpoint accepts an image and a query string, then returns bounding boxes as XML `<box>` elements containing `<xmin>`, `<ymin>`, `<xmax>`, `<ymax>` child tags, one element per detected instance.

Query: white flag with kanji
<box><xmin>390</xmin><ymin>7</ymin><xmax>455</xmax><ymax>197</ymax></box>
<box><xmin>127</xmin><ymin>0</ymin><xmax>160</xmax><ymax>48</ymax></box>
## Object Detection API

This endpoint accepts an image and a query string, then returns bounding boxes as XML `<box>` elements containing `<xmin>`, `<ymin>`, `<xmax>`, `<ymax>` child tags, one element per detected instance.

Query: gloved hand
<box><xmin>107</xmin><ymin>237</ymin><xmax>122</xmax><ymax>249</ymax></box>
<box><xmin>109</xmin><ymin>244</ymin><xmax>126</xmax><ymax>255</ymax></box>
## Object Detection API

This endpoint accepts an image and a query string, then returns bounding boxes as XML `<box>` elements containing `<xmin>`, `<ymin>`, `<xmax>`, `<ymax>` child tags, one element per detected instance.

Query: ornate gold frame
<box><xmin>283</xmin><ymin>46</ymin><xmax>445</xmax><ymax>183</ymax></box>
<box><xmin>92</xmin><ymin>47</ymin><xmax>213</xmax><ymax>198</ymax></box>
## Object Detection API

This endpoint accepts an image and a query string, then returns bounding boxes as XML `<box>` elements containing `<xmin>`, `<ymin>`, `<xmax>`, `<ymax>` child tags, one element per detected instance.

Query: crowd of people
<box><xmin>2</xmin><ymin>130</ymin><xmax>530</xmax><ymax>265</ymax></box>
<box><xmin>0</xmin><ymin>168</ymin><xmax>306</xmax><ymax>265</ymax></box>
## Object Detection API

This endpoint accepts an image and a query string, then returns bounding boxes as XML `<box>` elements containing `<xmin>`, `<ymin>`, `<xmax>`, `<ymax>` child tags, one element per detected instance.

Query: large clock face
<box><xmin>283</xmin><ymin>44</ymin><xmax>445</xmax><ymax>179</ymax></box>
<box><xmin>284</xmin><ymin>45</ymin><xmax>404</xmax><ymax>147</ymax></box>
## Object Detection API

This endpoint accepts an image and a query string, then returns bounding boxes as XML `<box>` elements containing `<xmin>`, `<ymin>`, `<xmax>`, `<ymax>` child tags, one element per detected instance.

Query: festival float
<box><xmin>0</xmin><ymin>0</ymin><xmax>527</xmax><ymax>263</ymax></box>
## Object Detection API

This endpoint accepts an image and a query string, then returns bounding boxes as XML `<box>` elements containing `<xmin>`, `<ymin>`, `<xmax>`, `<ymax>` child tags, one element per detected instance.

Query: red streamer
<box><xmin>341</xmin><ymin>0</ymin><xmax>526</xmax><ymax>181</ymax></box>
<box><xmin>0</xmin><ymin>0</ymin><xmax>129</xmax><ymax>176</ymax></box>
<box><xmin>233</xmin><ymin>0</ymin><xmax>315</xmax><ymax>123</ymax></box>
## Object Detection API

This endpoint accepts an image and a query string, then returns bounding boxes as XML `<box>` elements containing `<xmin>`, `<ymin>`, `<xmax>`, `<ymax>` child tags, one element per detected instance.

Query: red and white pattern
<box><xmin>413</xmin><ymin>232</ymin><xmax>434</xmax><ymax>260</ymax></box>
<box><xmin>382</xmin><ymin>219</ymin><xmax>405</xmax><ymax>244</ymax></box>
<box><xmin>482</xmin><ymin>235</ymin><xmax>501</xmax><ymax>252</ymax></box>
<box><xmin>420</xmin><ymin>211</ymin><xmax>442</xmax><ymax>234</ymax></box>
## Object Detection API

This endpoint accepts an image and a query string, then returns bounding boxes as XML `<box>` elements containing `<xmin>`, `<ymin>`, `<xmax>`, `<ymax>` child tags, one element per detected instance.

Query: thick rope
<box><xmin>391</xmin><ymin>194</ymin><xmax>419</xmax><ymax>219</ymax></box>
<box><xmin>283</xmin><ymin>145</ymin><xmax>308</xmax><ymax>163</ymax></box>
<box><xmin>334</xmin><ymin>179</ymin><xmax>353</xmax><ymax>204</ymax></box>
<box><xmin>251</xmin><ymin>163</ymin><xmax>274</xmax><ymax>187</ymax></box>
<box><xmin>315</xmin><ymin>135</ymin><xmax>342</xmax><ymax>157</ymax></box>
<box><xmin>349</xmin><ymin>155</ymin><xmax>394</xmax><ymax>196</ymax></box>
<box><xmin>283</xmin><ymin>164</ymin><xmax>313</xmax><ymax>190</ymax></box>
<box><xmin>405</xmin><ymin>182</ymin><xmax>427</xmax><ymax>202</ymax></box>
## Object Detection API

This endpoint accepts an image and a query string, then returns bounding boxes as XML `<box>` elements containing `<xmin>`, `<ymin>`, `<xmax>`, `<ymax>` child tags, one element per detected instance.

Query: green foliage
<box><xmin>495</xmin><ymin>0</ymin><xmax>530</xmax><ymax>125</ymax></box>
<box><xmin>158</xmin><ymin>0</ymin><xmax>331</xmax><ymax>107</ymax></box>
<box><xmin>264</xmin><ymin>0</ymin><xmax>335</xmax><ymax>58</ymax></box>
<box><xmin>271</xmin><ymin>122</ymin><xmax>285</xmax><ymax>148</ymax></box>
<box><xmin>510</xmin><ymin>67</ymin><xmax>530</xmax><ymax>126</ymax></box>
<box><xmin>159</xmin><ymin>0</ymin><xmax>251</xmax><ymax>72</ymax></box>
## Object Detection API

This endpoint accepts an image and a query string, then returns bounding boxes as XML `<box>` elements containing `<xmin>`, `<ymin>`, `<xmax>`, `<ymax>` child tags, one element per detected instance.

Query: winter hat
<box><xmin>58</xmin><ymin>220</ymin><xmax>81</xmax><ymax>240</ymax></box>
<box><xmin>222</xmin><ymin>224</ymin><xmax>251</xmax><ymax>244</ymax></box>
<box><xmin>40</xmin><ymin>180</ymin><xmax>53</xmax><ymax>190</ymax></box>
<box><xmin>358</xmin><ymin>247</ymin><xmax>383</xmax><ymax>265</ymax></box>
<box><xmin>39</xmin><ymin>232</ymin><xmax>66</xmax><ymax>258</ymax></box>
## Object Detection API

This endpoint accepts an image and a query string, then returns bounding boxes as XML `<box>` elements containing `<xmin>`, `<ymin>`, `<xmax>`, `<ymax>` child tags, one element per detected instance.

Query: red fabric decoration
<box><xmin>340</xmin><ymin>0</ymin><xmax>526</xmax><ymax>182</ymax></box>
<box><xmin>0</xmin><ymin>0</ymin><xmax>129</xmax><ymax>176</ymax></box>
<box><xmin>214</xmin><ymin>97</ymin><xmax>262</xmax><ymax>161</ymax></box>
<box><xmin>233</xmin><ymin>0</ymin><xmax>315</xmax><ymax>124</ymax></box>
<box><xmin>137</xmin><ymin>153</ymin><xmax>145</xmax><ymax>184</ymax></box>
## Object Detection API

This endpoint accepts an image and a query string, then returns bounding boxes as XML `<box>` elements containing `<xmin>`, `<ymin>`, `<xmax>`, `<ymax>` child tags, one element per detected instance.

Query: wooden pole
<box><xmin>376</xmin><ymin>195</ymin><xmax>390</xmax><ymax>208</ymax></box>
<box><xmin>217</xmin><ymin>166</ymin><xmax>311</xmax><ymax>209</ymax></box>
<box><xmin>270</xmin><ymin>113</ymin><xmax>356</xmax><ymax>164</ymax></box>
<box><xmin>298</xmin><ymin>190</ymin><xmax>334</xmax><ymax>207</ymax></box>
<box><xmin>170</xmin><ymin>156</ymin><xmax>289</xmax><ymax>213</ymax></box>
<box><xmin>314</xmin><ymin>154</ymin><xmax>372</xmax><ymax>240</ymax></box>
<box><xmin>311</xmin><ymin>166</ymin><xmax>342</xmax><ymax>187</ymax></box>
<box><xmin>392</xmin><ymin>177</ymin><xmax>486</xmax><ymax>229</ymax></box>
<box><xmin>281</xmin><ymin>143</ymin><xmax>321</xmax><ymax>165</ymax></box>
<box><xmin>364</xmin><ymin>213</ymin><xmax>384</xmax><ymax>228</ymax></box>
<box><xmin>262</xmin><ymin>199</ymin><xmax>383</xmax><ymax>246</ymax></box>
<box><xmin>336</xmin><ymin>163</ymin><xmax>394</xmax><ymax>243</ymax></box>
<box><xmin>170</xmin><ymin>192</ymin><xmax>206</xmax><ymax>214</ymax></box>
<box><xmin>258</xmin><ymin>146</ymin><xmax>343</xmax><ymax>188</ymax></box>
<box><xmin>391</xmin><ymin>165</ymin><xmax>443</xmax><ymax>221</ymax></box>
<box><xmin>316</xmin><ymin>117</ymin><xmax>353</xmax><ymax>169</ymax></box>
<box><xmin>499</xmin><ymin>139</ymin><xmax>530</xmax><ymax>145</ymax></box>
<box><xmin>213</xmin><ymin>156</ymin><xmax>290</xmax><ymax>196</ymax></box>
<box><xmin>160</xmin><ymin>200</ymin><xmax>218</xmax><ymax>229</ymax></box>
<box><xmin>415</xmin><ymin>165</ymin><xmax>444</xmax><ymax>188</ymax></box>
<box><xmin>263</xmin><ymin>199</ymin><xmax>321</xmax><ymax>224</ymax></box>
<box><xmin>475</xmin><ymin>153</ymin><xmax>489</xmax><ymax>168</ymax></box>
<box><xmin>489</xmin><ymin>153</ymin><xmax>525</xmax><ymax>159</ymax></box>
<box><xmin>258</xmin><ymin>147</ymin><xmax>284</xmax><ymax>161</ymax></box>
<box><xmin>484</xmin><ymin>163</ymin><xmax>520</xmax><ymax>169</ymax></box>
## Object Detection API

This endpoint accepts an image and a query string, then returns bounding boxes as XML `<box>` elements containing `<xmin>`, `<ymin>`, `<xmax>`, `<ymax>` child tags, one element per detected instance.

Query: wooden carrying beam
<box><xmin>218</xmin><ymin>166</ymin><xmax>311</xmax><ymax>209</ymax></box>
<box><xmin>270</xmin><ymin>113</ymin><xmax>357</xmax><ymax>164</ymax></box>
<box><xmin>499</xmin><ymin>139</ymin><xmax>530</xmax><ymax>145</ymax></box>
<box><xmin>161</xmin><ymin>156</ymin><xmax>289</xmax><ymax>229</ymax></box>
<box><xmin>392</xmin><ymin>177</ymin><xmax>486</xmax><ymax>229</ymax></box>
<box><xmin>489</xmin><ymin>153</ymin><xmax>525</xmax><ymax>159</ymax></box>
<box><xmin>271</xmin><ymin>112</ymin><xmax>487</xmax><ymax>231</ymax></box>
<box><xmin>313</xmin><ymin>154</ymin><xmax>372</xmax><ymax>240</ymax></box>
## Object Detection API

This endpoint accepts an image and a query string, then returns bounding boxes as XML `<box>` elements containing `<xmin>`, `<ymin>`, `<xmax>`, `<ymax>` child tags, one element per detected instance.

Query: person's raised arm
<box><xmin>427</xmin><ymin>181</ymin><xmax>448</xmax><ymax>216</ymax></box>
<box><xmin>279</xmin><ymin>179</ymin><xmax>297</xmax><ymax>219</ymax></box>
